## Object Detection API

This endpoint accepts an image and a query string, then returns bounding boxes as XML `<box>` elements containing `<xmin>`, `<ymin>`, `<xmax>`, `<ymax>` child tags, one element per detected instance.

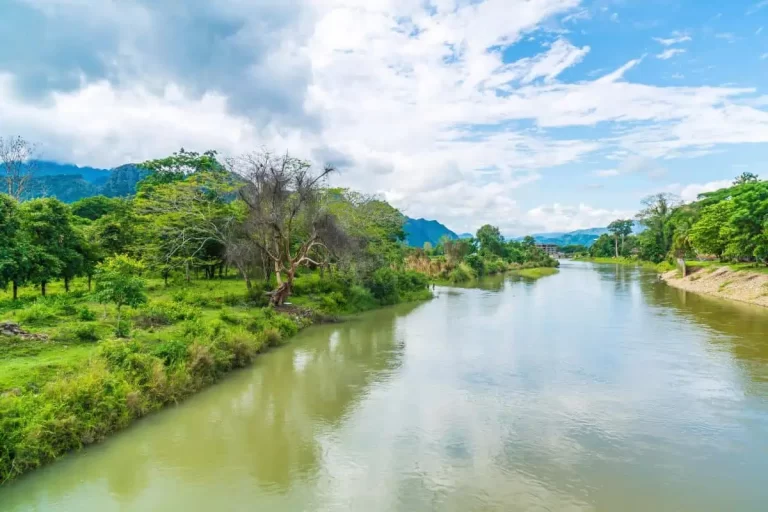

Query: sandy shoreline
<box><xmin>661</xmin><ymin>266</ymin><xmax>768</xmax><ymax>309</ymax></box>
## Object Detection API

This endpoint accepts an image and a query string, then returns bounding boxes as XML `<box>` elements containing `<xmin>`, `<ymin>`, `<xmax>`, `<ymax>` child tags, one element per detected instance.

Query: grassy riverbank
<box><xmin>573</xmin><ymin>256</ymin><xmax>673</xmax><ymax>272</ymax></box>
<box><xmin>513</xmin><ymin>267</ymin><xmax>559</xmax><ymax>279</ymax></box>
<box><xmin>0</xmin><ymin>272</ymin><xmax>431</xmax><ymax>484</ymax></box>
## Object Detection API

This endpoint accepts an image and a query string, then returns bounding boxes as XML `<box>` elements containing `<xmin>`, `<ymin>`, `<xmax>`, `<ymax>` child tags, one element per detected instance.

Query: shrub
<box><xmin>136</xmin><ymin>301</ymin><xmax>199</xmax><ymax>328</ymax></box>
<box><xmin>15</xmin><ymin>302</ymin><xmax>58</xmax><ymax>325</ymax></box>
<box><xmin>54</xmin><ymin>323</ymin><xmax>100</xmax><ymax>343</ymax></box>
<box><xmin>269</xmin><ymin>314</ymin><xmax>299</xmax><ymax>338</ymax></box>
<box><xmin>449</xmin><ymin>264</ymin><xmax>473</xmax><ymax>283</ymax></box>
<box><xmin>367</xmin><ymin>267</ymin><xmax>399</xmax><ymax>305</ymax></box>
<box><xmin>114</xmin><ymin>320</ymin><xmax>131</xmax><ymax>338</ymax></box>
<box><xmin>345</xmin><ymin>285</ymin><xmax>377</xmax><ymax>312</ymax></box>
<box><xmin>262</xmin><ymin>327</ymin><xmax>282</xmax><ymax>348</ymax></box>
<box><xmin>218</xmin><ymin>309</ymin><xmax>242</xmax><ymax>324</ymax></box>
<box><xmin>152</xmin><ymin>339</ymin><xmax>189</xmax><ymax>367</ymax></box>
<box><xmin>77</xmin><ymin>307</ymin><xmax>96</xmax><ymax>321</ymax></box>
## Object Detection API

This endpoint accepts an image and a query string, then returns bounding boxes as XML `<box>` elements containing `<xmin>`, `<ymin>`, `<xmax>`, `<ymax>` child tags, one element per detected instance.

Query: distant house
<box><xmin>536</xmin><ymin>244</ymin><xmax>559</xmax><ymax>257</ymax></box>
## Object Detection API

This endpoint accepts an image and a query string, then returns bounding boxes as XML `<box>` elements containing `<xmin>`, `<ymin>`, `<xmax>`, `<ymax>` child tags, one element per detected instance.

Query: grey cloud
<box><xmin>0</xmin><ymin>0</ymin><xmax>318</xmax><ymax>128</ymax></box>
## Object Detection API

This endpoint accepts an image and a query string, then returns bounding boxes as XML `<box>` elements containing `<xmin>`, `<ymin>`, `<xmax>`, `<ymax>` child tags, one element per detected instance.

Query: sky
<box><xmin>0</xmin><ymin>0</ymin><xmax>767</xmax><ymax>236</ymax></box>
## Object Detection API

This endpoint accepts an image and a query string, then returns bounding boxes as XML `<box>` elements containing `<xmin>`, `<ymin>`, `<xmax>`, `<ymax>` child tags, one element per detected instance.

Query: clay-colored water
<box><xmin>2</xmin><ymin>261</ymin><xmax>768</xmax><ymax>511</ymax></box>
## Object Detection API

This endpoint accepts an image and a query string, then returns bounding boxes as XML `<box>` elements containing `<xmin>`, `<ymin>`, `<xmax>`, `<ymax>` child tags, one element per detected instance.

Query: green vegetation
<box><xmin>0</xmin><ymin>145</ymin><xmax>435</xmax><ymax>483</ymax></box>
<box><xmin>406</xmin><ymin>227</ymin><xmax>558</xmax><ymax>283</ymax></box>
<box><xmin>586</xmin><ymin>173</ymin><xmax>768</xmax><ymax>273</ymax></box>
<box><xmin>513</xmin><ymin>267</ymin><xmax>559</xmax><ymax>279</ymax></box>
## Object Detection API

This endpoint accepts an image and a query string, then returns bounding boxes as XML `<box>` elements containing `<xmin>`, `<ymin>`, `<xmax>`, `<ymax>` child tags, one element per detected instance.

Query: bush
<box><xmin>77</xmin><ymin>307</ymin><xmax>96</xmax><ymax>321</ymax></box>
<box><xmin>54</xmin><ymin>323</ymin><xmax>100</xmax><ymax>343</ymax></box>
<box><xmin>114</xmin><ymin>320</ymin><xmax>131</xmax><ymax>338</ymax></box>
<box><xmin>136</xmin><ymin>301</ymin><xmax>199</xmax><ymax>328</ymax></box>
<box><xmin>464</xmin><ymin>254</ymin><xmax>485</xmax><ymax>276</ymax></box>
<box><xmin>449</xmin><ymin>264</ymin><xmax>473</xmax><ymax>283</ymax></box>
<box><xmin>15</xmin><ymin>302</ymin><xmax>58</xmax><ymax>325</ymax></box>
<box><xmin>153</xmin><ymin>339</ymin><xmax>189</xmax><ymax>367</ymax></box>
<box><xmin>367</xmin><ymin>267</ymin><xmax>399</xmax><ymax>305</ymax></box>
<box><xmin>345</xmin><ymin>285</ymin><xmax>377</xmax><ymax>312</ymax></box>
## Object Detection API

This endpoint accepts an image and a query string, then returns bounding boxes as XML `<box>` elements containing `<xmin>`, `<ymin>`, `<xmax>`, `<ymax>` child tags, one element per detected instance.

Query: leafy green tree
<box><xmin>689</xmin><ymin>201</ymin><xmax>733</xmax><ymax>258</ymax></box>
<box><xmin>733</xmin><ymin>172</ymin><xmax>759</xmax><ymax>186</ymax></box>
<box><xmin>589</xmin><ymin>234</ymin><xmax>615</xmax><ymax>258</ymax></box>
<box><xmin>476</xmin><ymin>225</ymin><xmax>505</xmax><ymax>257</ymax></box>
<box><xmin>636</xmin><ymin>193</ymin><xmax>679</xmax><ymax>263</ymax></box>
<box><xmin>19</xmin><ymin>198</ymin><xmax>78</xmax><ymax>296</ymax></box>
<box><xmin>0</xmin><ymin>194</ymin><xmax>21</xmax><ymax>296</ymax></box>
<box><xmin>607</xmin><ymin>219</ymin><xmax>634</xmax><ymax>258</ymax></box>
<box><xmin>95</xmin><ymin>255</ymin><xmax>148</xmax><ymax>328</ymax></box>
<box><xmin>138</xmin><ymin>149</ymin><xmax>221</xmax><ymax>192</ymax></box>
<box><xmin>443</xmin><ymin>238</ymin><xmax>473</xmax><ymax>265</ymax></box>
<box><xmin>71</xmin><ymin>195</ymin><xmax>122</xmax><ymax>221</ymax></box>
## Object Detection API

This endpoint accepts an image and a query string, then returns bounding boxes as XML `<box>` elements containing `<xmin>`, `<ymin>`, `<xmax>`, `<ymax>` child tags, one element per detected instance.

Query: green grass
<box><xmin>512</xmin><ymin>267</ymin><xmax>559</xmax><ymax>279</ymax></box>
<box><xmin>0</xmin><ymin>271</ymin><xmax>432</xmax><ymax>483</ymax></box>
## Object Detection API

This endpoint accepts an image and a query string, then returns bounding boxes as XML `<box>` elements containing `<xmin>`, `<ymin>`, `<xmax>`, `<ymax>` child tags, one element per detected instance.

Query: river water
<box><xmin>2</xmin><ymin>261</ymin><xmax>768</xmax><ymax>511</ymax></box>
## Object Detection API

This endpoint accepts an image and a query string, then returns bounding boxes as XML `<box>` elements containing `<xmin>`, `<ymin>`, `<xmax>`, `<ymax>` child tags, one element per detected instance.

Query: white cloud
<box><xmin>657</xmin><ymin>48</ymin><xmax>686</xmax><ymax>60</ymax></box>
<box><xmin>653</xmin><ymin>32</ymin><xmax>692</xmax><ymax>46</ymax></box>
<box><xmin>667</xmin><ymin>180</ymin><xmax>732</xmax><ymax>203</ymax></box>
<box><xmin>761</xmin><ymin>53</ymin><xmax>768</xmax><ymax>60</ymax></box>
<box><xmin>524</xmin><ymin>203</ymin><xmax>633</xmax><ymax>233</ymax></box>
<box><xmin>593</xmin><ymin>169</ymin><xmax>619</xmax><ymax>177</ymax></box>
<box><xmin>1</xmin><ymin>0</ymin><xmax>768</xmax><ymax>234</ymax></box>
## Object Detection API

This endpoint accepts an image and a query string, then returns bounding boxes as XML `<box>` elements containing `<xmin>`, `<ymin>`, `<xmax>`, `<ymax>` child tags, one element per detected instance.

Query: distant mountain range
<box><xmin>404</xmin><ymin>217</ymin><xmax>459</xmax><ymax>247</ymax></box>
<box><xmin>521</xmin><ymin>222</ymin><xmax>645</xmax><ymax>247</ymax></box>
<box><xmin>23</xmin><ymin>161</ymin><xmax>149</xmax><ymax>202</ymax></box>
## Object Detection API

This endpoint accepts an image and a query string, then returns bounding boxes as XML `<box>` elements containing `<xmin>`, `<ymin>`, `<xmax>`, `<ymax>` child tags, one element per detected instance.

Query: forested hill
<box><xmin>524</xmin><ymin>223</ymin><xmax>644</xmax><ymax>247</ymax></box>
<box><xmin>404</xmin><ymin>217</ymin><xmax>459</xmax><ymax>247</ymax></box>
<box><xmin>23</xmin><ymin>161</ymin><xmax>149</xmax><ymax>201</ymax></box>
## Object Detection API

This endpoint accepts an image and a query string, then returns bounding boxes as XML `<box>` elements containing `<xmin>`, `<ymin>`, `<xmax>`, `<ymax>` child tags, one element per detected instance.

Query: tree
<box><xmin>476</xmin><ymin>225</ymin><xmax>505</xmax><ymax>257</ymax></box>
<box><xmin>443</xmin><ymin>238</ymin><xmax>473</xmax><ymax>265</ymax></box>
<box><xmin>0</xmin><ymin>194</ymin><xmax>21</xmax><ymax>297</ymax></box>
<box><xmin>19</xmin><ymin>198</ymin><xmax>78</xmax><ymax>296</ymax></box>
<box><xmin>138</xmin><ymin>148</ymin><xmax>221</xmax><ymax>191</ymax></box>
<box><xmin>607</xmin><ymin>219</ymin><xmax>634</xmax><ymax>258</ymax></box>
<box><xmin>0</xmin><ymin>136</ymin><xmax>37</xmax><ymax>200</ymax></box>
<box><xmin>689</xmin><ymin>201</ymin><xmax>733</xmax><ymax>258</ymax></box>
<box><xmin>95</xmin><ymin>255</ymin><xmax>148</xmax><ymax>329</ymax></box>
<box><xmin>733</xmin><ymin>172</ymin><xmax>759</xmax><ymax>186</ymax></box>
<box><xmin>636</xmin><ymin>193</ymin><xmax>680</xmax><ymax>263</ymax></box>
<box><xmin>232</xmin><ymin>151</ymin><xmax>341</xmax><ymax>305</ymax></box>
<box><xmin>589</xmin><ymin>234</ymin><xmax>615</xmax><ymax>258</ymax></box>
<box><xmin>71</xmin><ymin>195</ymin><xmax>122</xmax><ymax>221</ymax></box>
<box><xmin>135</xmin><ymin>168</ymin><xmax>241</xmax><ymax>285</ymax></box>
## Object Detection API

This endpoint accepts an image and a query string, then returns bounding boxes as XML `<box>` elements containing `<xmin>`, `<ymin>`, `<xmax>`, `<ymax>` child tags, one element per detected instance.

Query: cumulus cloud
<box><xmin>666</xmin><ymin>180</ymin><xmax>732</xmax><ymax>203</ymax></box>
<box><xmin>0</xmin><ymin>0</ymin><xmax>767</xmax><ymax>233</ymax></box>
<box><xmin>523</xmin><ymin>203</ymin><xmax>634</xmax><ymax>233</ymax></box>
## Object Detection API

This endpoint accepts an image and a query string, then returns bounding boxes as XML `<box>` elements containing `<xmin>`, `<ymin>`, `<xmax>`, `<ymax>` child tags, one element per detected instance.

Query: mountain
<box><xmin>21</xmin><ymin>161</ymin><xmax>147</xmax><ymax>202</ymax></box>
<box><xmin>404</xmin><ymin>217</ymin><xmax>459</xmax><ymax>247</ymax></box>
<box><xmin>522</xmin><ymin>223</ymin><xmax>644</xmax><ymax>247</ymax></box>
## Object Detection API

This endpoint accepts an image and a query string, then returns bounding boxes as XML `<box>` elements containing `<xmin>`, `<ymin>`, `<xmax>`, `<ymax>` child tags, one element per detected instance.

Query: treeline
<box><xmin>407</xmin><ymin>225</ymin><xmax>558</xmax><ymax>282</ymax></box>
<box><xmin>0</xmin><ymin>147</ymin><xmax>431</xmax><ymax>309</ymax></box>
<box><xmin>590</xmin><ymin>172</ymin><xmax>767</xmax><ymax>264</ymax></box>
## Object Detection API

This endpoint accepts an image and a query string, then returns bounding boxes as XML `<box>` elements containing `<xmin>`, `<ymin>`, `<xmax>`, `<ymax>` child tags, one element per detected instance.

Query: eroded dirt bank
<box><xmin>661</xmin><ymin>266</ymin><xmax>768</xmax><ymax>308</ymax></box>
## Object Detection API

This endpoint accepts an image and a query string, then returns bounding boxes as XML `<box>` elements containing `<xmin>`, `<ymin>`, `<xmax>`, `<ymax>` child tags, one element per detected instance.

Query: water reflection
<box><xmin>3</xmin><ymin>265</ymin><xmax>768</xmax><ymax>511</ymax></box>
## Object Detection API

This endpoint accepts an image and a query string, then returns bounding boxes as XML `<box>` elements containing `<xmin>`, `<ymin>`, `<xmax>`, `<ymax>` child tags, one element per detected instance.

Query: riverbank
<box><xmin>0</xmin><ymin>273</ymin><xmax>432</xmax><ymax>484</ymax></box>
<box><xmin>573</xmin><ymin>256</ymin><xmax>672</xmax><ymax>271</ymax></box>
<box><xmin>661</xmin><ymin>266</ymin><xmax>768</xmax><ymax>308</ymax></box>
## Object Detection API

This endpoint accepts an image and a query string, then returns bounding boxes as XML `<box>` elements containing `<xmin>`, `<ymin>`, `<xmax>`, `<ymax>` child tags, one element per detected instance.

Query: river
<box><xmin>2</xmin><ymin>261</ymin><xmax>768</xmax><ymax>511</ymax></box>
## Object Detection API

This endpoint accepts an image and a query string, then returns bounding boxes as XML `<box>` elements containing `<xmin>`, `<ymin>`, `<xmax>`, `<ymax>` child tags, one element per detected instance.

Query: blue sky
<box><xmin>0</xmin><ymin>0</ymin><xmax>766</xmax><ymax>235</ymax></box>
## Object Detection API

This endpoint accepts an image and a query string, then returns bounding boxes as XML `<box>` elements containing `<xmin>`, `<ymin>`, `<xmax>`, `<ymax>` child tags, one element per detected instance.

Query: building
<box><xmin>536</xmin><ymin>244</ymin><xmax>559</xmax><ymax>257</ymax></box>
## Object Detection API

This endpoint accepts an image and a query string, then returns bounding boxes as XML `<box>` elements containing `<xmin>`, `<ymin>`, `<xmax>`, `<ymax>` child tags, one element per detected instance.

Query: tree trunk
<box><xmin>41</xmin><ymin>281</ymin><xmax>47</xmax><ymax>297</ymax></box>
<box><xmin>163</xmin><ymin>270</ymin><xmax>169</xmax><ymax>287</ymax></box>
<box><xmin>185</xmin><ymin>261</ymin><xmax>190</xmax><ymax>283</ymax></box>
<box><xmin>64</xmin><ymin>277</ymin><xmax>70</xmax><ymax>293</ymax></box>
<box><xmin>614</xmin><ymin>236</ymin><xmax>619</xmax><ymax>258</ymax></box>
<box><xmin>12</xmin><ymin>281</ymin><xmax>18</xmax><ymax>301</ymax></box>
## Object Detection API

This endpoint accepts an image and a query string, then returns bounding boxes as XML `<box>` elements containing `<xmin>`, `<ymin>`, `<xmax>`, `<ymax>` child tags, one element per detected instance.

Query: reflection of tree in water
<box><xmin>2</xmin><ymin>304</ymin><xmax>418</xmax><ymax>510</ymax></box>
<box><xmin>641</xmin><ymin>277</ymin><xmax>768</xmax><ymax>384</ymax></box>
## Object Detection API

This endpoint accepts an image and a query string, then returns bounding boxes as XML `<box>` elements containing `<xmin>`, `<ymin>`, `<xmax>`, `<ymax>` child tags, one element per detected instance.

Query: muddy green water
<box><xmin>3</xmin><ymin>261</ymin><xmax>768</xmax><ymax>511</ymax></box>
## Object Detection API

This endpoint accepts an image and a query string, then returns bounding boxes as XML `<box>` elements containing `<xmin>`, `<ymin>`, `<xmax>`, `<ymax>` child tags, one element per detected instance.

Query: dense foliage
<box><xmin>590</xmin><ymin>175</ymin><xmax>768</xmax><ymax>265</ymax></box>
<box><xmin>406</xmin><ymin>226</ymin><xmax>559</xmax><ymax>283</ymax></box>
<box><xmin>0</xmin><ymin>146</ymin><xmax>439</xmax><ymax>483</ymax></box>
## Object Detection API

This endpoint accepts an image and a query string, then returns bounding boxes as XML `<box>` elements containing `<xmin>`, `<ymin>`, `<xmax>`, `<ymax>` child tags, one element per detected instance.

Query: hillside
<box><xmin>404</xmin><ymin>217</ymin><xmax>459</xmax><ymax>247</ymax></box>
<box><xmin>21</xmin><ymin>161</ymin><xmax>148</xmax><ymax>202</ymax></box>
<box><xmin>523</xmin><ymin>223</ymin><xmax>645</xmax><ymax>247</ymax></box>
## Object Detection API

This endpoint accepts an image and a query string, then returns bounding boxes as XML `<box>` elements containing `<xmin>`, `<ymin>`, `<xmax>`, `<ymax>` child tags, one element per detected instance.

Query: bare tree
<box><xmin>0</xmin><ymin>136</ymin><xmax>37</xmax><ymax>200</ymax></box>
<box><xmin>230</xmin><ymin>151</ymin><xmax>343</xmax><ymax>305</ymax></box>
